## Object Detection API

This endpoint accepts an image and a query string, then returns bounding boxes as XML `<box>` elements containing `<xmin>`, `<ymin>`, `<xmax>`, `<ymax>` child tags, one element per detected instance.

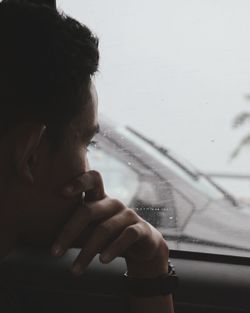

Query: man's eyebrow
<box><xmin>84</xmin><ymin>123</ymin><xmax>100</xmax><ymax>139</ymax></box>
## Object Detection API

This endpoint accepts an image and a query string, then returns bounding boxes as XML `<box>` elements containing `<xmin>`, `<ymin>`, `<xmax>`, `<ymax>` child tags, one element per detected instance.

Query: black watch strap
<box><xmin>124</xmin><ymin>260</ymin><xmax>179</xmax><ymax>297</ymax></box>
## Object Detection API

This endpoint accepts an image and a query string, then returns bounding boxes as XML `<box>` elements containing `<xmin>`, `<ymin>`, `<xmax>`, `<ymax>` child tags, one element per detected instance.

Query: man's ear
<box><xmin>13</xmin><ymin>123</ymin><xmax>47</xmax><ymax>184</ymax></box>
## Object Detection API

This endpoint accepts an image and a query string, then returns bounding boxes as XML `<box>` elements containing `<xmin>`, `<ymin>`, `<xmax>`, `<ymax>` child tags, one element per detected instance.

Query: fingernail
<box><xmin>52</xmin><ymin>245</ymin><xmax>64</xmax><ymax>257</ymax></box>
<box><xmin>101</xmin><ymin>254</ymin><xmax>112</xmax><ymax>264</ymax></box>
<box><xmin>72</xmin><ymin>264</ymin><xmax>83</xmax><ymax>276</ymax></box>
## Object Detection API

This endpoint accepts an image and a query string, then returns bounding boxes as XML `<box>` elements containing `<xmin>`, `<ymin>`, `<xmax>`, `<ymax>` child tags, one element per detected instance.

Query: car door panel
<box><xmin>1</xmin><ymin>248</ymin><xmax>250</xmax><ymax>313</ymax></box>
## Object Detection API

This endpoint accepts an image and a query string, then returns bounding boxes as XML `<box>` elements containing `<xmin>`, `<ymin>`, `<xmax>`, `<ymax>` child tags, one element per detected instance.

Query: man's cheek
<box><xmin>48</xmin><ymin>194</ymin><xmax>82</xmax><ymax>227</ymax></box>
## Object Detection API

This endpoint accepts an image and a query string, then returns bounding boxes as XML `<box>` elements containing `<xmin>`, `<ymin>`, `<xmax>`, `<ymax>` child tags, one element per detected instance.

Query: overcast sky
<box><xmin>58</xmin><ymin>0</ymin><xmax>250</xmax><ymax>196</ymax></box>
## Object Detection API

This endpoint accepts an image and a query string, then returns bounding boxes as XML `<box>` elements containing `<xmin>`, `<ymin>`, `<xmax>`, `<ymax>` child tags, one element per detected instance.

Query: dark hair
<box><xmin>0</xmin><ymin>0</ymin><xmax>99</xmax><ymax>145</ymax></box>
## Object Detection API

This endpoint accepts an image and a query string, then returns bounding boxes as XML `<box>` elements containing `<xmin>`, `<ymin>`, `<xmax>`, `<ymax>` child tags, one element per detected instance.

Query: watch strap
<box><xmin>124</xmin><ymin>260</ymin><xmax>179</xmax><ymax>297</ymax></box>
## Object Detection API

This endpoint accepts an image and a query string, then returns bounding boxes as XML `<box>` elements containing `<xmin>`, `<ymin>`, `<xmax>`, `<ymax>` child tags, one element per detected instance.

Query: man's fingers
<box><xmin>71</xmin><ymin>210</ymin><xmax>139</xmax><ymax>275</ymax></box>
<box><xmin>61</xmin><ymin>170</ymin><xmax>106</xmax><ymax>200</ymax></box>
<box><xmin>84</xmin><ymin>170</ymin><xmax>106</xmax><ymax>201</ymax></box>
<box><xmin>61</xmin><ymin>172</ymin><xmax>96</xmax><ymax>197</ymax></box>
<box><xmin>51</xmin><ymin>198</ymin><xmax>125</xmax><ymax>256</ymax></box>
<box><xmin>99</xmin><ymin>223</ymin><xmax>144</xmax><ymax>264</ymax></box>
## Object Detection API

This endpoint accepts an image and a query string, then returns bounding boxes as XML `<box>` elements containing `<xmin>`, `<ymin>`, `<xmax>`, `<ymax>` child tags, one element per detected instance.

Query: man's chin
<box><xmin>18</xmin><ymin>197</ymin><xmax>82</xmax><ymax>249</ymax></box>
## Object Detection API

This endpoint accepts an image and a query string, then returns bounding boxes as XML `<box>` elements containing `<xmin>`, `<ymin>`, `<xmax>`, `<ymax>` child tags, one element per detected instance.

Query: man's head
<box><xmin>0</xmin><ymin>1</ymin><xmax>100</xmax><ymax>256</ymax></box>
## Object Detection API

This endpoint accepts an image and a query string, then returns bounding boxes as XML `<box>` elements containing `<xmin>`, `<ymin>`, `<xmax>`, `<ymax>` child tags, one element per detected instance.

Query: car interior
<box><xmin>1</xmin><ymin>0</ymin><xmax>250</xmax><ymax>312</ymax></box>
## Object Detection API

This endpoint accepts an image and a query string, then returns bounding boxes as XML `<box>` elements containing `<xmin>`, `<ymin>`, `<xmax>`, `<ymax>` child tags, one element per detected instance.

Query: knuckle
<box><xmin>125</xmin><ymin>224</ymin><xmax>140</xmax><ymax>239</ymax></box>
<box><xmin>110</xmin><ymin>198</ymin><xmax>126</xmax><ymax>212</ymax></box>
<box><xmin>125</xmin><ymin>208</ymin><xmax>138</xmax><ymax>220</ymax></box>
<box><xmin>143</xmin><ymin>220</ymin><xmax>153</xmax><ymax>231</ymax></box>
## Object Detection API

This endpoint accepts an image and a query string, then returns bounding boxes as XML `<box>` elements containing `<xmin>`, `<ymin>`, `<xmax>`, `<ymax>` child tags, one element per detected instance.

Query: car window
<box><xmin>88</xmin><ymin>145</ymin><xmax>139</xmax><ymax>205</ymax></box>
<box><xmin>117</xmin><ymin>126</ymin><xmax>227</xmax><ymax>201</ymax></box>
<box><xmin>58</xmin><ymin>0</ymin><xmax>250</xmax><ymax>258</ymax></box>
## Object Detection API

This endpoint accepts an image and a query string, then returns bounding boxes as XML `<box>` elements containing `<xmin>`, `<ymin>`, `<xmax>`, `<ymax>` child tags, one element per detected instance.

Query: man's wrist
<box><xmin>126</xmin><ymin>256</ymin><xmax>169</xmax><ymax>278</ymax></box>
<box><xmin>125</xmin><ymin>238</ymin><xmax>169</xmax><ymax>278</ymax></box>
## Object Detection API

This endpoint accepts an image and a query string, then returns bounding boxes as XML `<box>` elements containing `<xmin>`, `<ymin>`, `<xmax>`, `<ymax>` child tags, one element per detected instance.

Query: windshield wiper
<box><xmin>126</xmin><ymin>126</ymin><xmax>199</xmax><ymax>180</ymax></box>
<box><xmin>126</xmin><ymin>126</ymin><xmax>239</xmax><ymax>207</ymax></box>
<box><xmin>199</xmin><ymin>173</ymin><xmax>239</xmax><ymax>207</ymax></box>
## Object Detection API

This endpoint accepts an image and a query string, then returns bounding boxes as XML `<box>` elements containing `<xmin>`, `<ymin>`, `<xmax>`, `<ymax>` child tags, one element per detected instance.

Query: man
<box><xmin>0</xmin><ymin>1</ymin><xmax>175</xmax><ymax>312</ymax></box>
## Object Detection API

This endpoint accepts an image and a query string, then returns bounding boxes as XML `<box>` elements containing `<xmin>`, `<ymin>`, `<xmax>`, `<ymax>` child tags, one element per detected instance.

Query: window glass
<box><xmin>58</xmin><ymin>0</ymin><xmax>250</xmax><ymax>258</ymax></box>
<box><xmin>117</xmin><ymin>127</ymin><xmax>226</xmax><ymax>201</ymax></box>
<box><xmin>88</xmin><ymin>145</ymin><xmax>139</xmax><ymax>205</ymax></box>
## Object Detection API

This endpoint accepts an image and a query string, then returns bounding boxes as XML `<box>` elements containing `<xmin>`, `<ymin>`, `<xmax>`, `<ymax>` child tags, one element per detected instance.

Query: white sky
<box><xmin>58</xmin><ymin>0</ymin><xmax>250</xmax><ymax>196</ymax></box>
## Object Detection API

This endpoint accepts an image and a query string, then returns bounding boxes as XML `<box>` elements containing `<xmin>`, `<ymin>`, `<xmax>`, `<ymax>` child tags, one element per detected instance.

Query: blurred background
<box><xmin>58</xmin><ymin>0</ymin><xmax>250</xmax><ymax>202</ymax></box>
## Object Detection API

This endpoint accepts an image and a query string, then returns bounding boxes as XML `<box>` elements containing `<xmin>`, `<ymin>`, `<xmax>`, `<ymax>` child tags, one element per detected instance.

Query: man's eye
<box><xmin>87</xmin><ymin>140</ymin><xmax>98</xmax><ymax>152</ymax></box>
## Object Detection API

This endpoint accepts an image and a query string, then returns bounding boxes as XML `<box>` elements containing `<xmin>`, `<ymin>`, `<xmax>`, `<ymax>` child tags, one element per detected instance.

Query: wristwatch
<box><xmin>124</xmin><ymin>260</ymin><xmax>179</xmax><ymax>297</ymax></box>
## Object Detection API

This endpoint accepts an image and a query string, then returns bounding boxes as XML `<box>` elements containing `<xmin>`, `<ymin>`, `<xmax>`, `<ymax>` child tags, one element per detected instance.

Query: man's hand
<box><xmin>51</xmin><ymin>170</ymin><xmax>169</xmax><ymax>278</ymax></box>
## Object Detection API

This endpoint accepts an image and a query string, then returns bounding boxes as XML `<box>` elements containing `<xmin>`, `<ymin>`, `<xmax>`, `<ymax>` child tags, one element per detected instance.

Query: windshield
<box><xmin>58</xmin><ymin>0</ymin><xmax>250</xmax><ymax>258</ymax></box>
<box><xmin>118</xmin><ymin>126</ymin><xmax>236</xmax><ymax>203</ymax></box>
